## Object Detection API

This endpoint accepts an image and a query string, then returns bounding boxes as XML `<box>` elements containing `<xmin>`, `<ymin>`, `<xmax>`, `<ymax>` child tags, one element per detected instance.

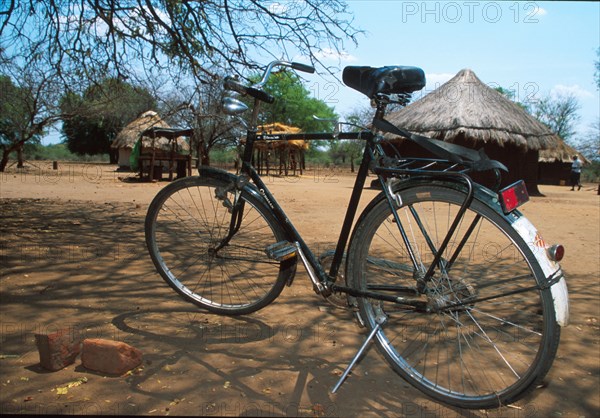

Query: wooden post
<box><xmin>149</xmin><ymin>136</ymin><xmax>156</xmax><ymax>182</ymax></box>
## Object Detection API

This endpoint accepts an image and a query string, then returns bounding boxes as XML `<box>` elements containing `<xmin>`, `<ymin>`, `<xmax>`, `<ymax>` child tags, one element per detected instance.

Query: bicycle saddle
<box><xmin>343</xmin><ymin>66</ymin><xmax>425</xmax><ymax>99</ymax></box>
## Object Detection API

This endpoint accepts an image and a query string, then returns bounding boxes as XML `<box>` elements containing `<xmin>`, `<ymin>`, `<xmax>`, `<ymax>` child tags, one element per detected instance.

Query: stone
<box><xmin>35</xmin><ymin>328</ymin><xmax>82</xmax><ymax>371</ymax></box>
<box><xmin>81</xmin><ymin>339</ymin><xmax>142</xmax><ymax>375</ymax></box>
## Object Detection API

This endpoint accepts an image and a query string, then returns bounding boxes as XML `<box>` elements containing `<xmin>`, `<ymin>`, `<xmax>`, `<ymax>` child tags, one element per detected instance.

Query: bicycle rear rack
<box><xmin>373</xmin><ymin>155</ymin><xmax>472</xmax><ymax>178</ymax></box>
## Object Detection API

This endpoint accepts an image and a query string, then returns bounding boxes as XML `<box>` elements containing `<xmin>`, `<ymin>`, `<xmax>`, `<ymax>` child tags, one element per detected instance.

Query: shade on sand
<box><xmin>385</xmin><ymin>69</ymin><xmax>561</xmax><ymax>151</ymax></box>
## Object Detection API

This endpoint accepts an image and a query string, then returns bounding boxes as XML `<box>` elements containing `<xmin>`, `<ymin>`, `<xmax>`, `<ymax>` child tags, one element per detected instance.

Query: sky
<box><xmin>299</xmin><ymin>0</ymin><xmax>599</xmax><ymax>140</ymax></box>
<box><xmin>42</xmin><ymin>1</ymin><xmax>599</xmax><ymax>145</ymax></box>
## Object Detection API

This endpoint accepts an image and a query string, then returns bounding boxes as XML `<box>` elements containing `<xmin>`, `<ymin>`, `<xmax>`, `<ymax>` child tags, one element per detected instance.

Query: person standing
<box><xmin>570</xmin><ymin>155</ymin><xmax>583</xmax><ymax>191</ymax></box>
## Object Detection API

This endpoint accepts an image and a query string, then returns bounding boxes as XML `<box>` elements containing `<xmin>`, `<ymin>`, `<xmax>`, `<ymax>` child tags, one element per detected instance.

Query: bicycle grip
<box><xmin>246</xmin><ymin>86</ymin><xmax>275</xmax><ymax>104</ymax></box>
<box><xmin>223</xmin><ymin>76</ymin><xmax>247</xmax><ymax>95</ymax></box>
<box><xmin>223</xmin><ymin>76</ymin><xmax>275</xmax><ymax>104</ymax></box>
<box><xmin>292</xmin><ymin>62</ymin><xmax>315</xmax><ymax>74</ymax></box>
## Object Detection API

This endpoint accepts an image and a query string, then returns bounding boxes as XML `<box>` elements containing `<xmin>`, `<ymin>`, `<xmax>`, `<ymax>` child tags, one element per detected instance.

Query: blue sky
<box><xmin>42</xmin><ymin>1</ymin><xmax>599</xmax><ymax>145</ymax></box>
<box><xmin>301</xmin><ymin>1</ymin><xmax>599</xmax><ymax>140</ymax></box>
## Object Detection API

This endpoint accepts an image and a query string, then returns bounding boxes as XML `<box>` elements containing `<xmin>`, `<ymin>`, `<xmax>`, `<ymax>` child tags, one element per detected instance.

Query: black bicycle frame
<box><xmin>227</xmin><ymin>98</ymin><xmax>487</xmax><ymax>306</ymax></box>
<box><xmin>238</xmin><ymin>126</ymin><xmax>375</xmax><ymax>290</ymax></box>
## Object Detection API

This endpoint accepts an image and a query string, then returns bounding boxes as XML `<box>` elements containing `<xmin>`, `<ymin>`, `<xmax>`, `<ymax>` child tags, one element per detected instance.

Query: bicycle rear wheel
<box><xmin>346</xmin><ymin>184</ymin><xmax>560</xmax><ymax>409</ymax></box>
<box><xmin>145</xmin><ymin>175</ymin><xmax>295</xmax><ymax>315</ymax></box>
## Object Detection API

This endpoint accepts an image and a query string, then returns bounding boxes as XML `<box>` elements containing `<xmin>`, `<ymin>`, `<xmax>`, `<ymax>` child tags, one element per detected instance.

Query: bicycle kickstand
<box><xmin>331</xmin><ymin>314</ymin><xmax>387</xmax><ymax>393</ymax></box>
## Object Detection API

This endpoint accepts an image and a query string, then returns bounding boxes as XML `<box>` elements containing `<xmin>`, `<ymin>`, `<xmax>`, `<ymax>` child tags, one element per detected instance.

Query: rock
<box><xmin>35</xmin><ymin>328</ymin><xmax>82</xmax><ymax>371</ymax></box>
<box><xmin>81</xmin><ymin>339</ymin><xmax>142</xmax><ymax>375</ymax></box>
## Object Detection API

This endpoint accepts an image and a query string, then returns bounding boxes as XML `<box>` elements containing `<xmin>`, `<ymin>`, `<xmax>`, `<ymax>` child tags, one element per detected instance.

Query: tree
<box><xmin>327</xmin><ymin>106</ymin><xmax>373</xmax><ymax>172</ymax></box>
<box><xmin>0</xmin><ymin>64</ymin><xmax>62</xmax><ymax>172</ymax></box>
<box><xmin>164</xmin><ymin>81</ymin><xmax>241</xmax><ymax>167</ymax></box>
<box><xmin>1</xmin><ymin>1</ymin><xmax>361</xmax><ymax>88</ymax></box>
<box><xmin>577</xmin><ymin>119</ymin><xmax>600</xmax><ymax>163</ymax></box>
<box><xmin>60</xmin><ymin>78</ymin><xmax>157</xmax><ymax>162</ymax></box>
<box><xmin>251</xmin><ymin>70</ymin><xmax>338</xmax><ymax>132</ymax></box>
<box><xmin>531</xmin><ymin>93</ymin><xmax>581</xmax><ymax>142</ymax></box>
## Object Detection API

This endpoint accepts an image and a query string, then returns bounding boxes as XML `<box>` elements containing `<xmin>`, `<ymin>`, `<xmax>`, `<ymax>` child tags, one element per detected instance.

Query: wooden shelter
<box><xmin>112</xmin><ymin>111</ymin><xmax>167</xmax><ymax>167</ymax></box>
<box><xmin>253</xmin><ymin>123</ymin><xmax>309</xmax><ymax>176</ymax></box>
<box><xmin>384</xmin><ymin>69</ymin><xmax>562</xmax><ymax>195</ymax></box>
<box><xmin>112</xmin><ymin>111</ymin><xmax>193</xmax><ymax>181</ymax></box>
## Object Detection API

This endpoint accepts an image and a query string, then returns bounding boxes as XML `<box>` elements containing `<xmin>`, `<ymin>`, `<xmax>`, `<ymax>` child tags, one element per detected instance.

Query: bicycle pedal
<box><xmin>265</xmin><ymin>241</ymin><xmax>297</xmax><ymax>261</ymax></box>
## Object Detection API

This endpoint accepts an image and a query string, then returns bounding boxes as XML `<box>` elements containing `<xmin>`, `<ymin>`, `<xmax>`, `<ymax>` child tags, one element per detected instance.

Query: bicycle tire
<box><xmin>346</xmin><ymin>184</ymin><xmax>560</xmax><ymax>409</ymax></box>
<box><xmin>145</xmin><ymin>175</ymin><xmax>295</xmax><ymax>315</ymax></box>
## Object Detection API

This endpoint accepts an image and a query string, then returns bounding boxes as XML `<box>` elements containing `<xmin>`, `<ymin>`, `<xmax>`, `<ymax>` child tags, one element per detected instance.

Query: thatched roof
<box><xmin>256</xmin><ymin>122</ymin><xmax>308</xmax><ymax>150</ymax></box>
<box><xmin>112</xmin><ymin>110</ymin><xmax>189</xmax><ymax>152</ymax></box>
<box><xmin>112</xmin><ymin>111</ymin><xmax>168</xmax><ymax>149</ymax></box>
<box><xmin>385</xmin><ymin>69</ymin><xmax>562</xmax><ymax>151</ymax></box>
<box><xmin>258</xmin><ymin>122</ymin><xmax>301</xmax><ymax>135</ymax></box>
<box><xmin>539</xmin><ymin>139</ymin><xmax>590</xmax><ymax>164</ymax></box>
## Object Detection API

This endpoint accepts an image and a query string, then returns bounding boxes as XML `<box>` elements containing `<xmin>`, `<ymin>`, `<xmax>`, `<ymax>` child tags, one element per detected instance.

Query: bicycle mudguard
<box><xmin>510</xmin><ymin>216</ymin><xmax>570</xmax><ymax>327</ymax></box>
<box><xmin>197</xmin><ymin>166</ymin><xmax>264</xmax><ymax>202</ymax></box>
<box><xmin>423</xmin><ymin>179</ymin><xmax>569</xmax><ymax>327</ymax></box>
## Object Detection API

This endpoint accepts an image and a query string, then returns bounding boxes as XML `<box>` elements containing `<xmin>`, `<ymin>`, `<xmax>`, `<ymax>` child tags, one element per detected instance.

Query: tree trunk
<box><xmin>200</xmin><ymin>144</ymin><xmax>210</xmax><ymax>166</ymax></box>
<box><xmin>16</xmin><ymin>145</ymin><xmax>24</xmax><ymax>168</ymax></box>
<box><xmin>0</xmin><ymin>149</ymin><xmax>10</xmax><ymax>172</ymax></box>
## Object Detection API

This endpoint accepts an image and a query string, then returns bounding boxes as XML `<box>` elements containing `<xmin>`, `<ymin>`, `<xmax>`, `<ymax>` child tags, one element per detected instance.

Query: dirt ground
<box><xmin>0</xmin><ymin>161</ymin><xmax>598</xmax><ymax>417</ymax></box>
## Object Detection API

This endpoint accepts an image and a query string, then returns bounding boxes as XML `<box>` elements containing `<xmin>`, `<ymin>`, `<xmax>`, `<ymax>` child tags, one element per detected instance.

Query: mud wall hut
<box><xmin>384</xmin><ymin>69</ymin><xmax>563</xmax><ymax>195</ymax></box>
<box><xmin>538</xmin><ymin>140</ymin><xmax>589</xmax><ymax>185</ymax></box>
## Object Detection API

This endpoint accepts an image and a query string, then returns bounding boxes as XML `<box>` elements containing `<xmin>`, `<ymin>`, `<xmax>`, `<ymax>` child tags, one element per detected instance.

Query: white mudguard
<box><xmin>511</xmin><ymin>216</ymin><xmax>569</xmax><ymax>326</ymax></box>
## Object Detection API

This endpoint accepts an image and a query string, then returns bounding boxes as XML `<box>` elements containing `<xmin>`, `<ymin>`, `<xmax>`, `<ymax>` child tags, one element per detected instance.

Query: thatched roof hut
<box><xmin>539</xmin><ymin>141</ymin><xmax>588</xmax><ymax>163</ymax></box>
<box><xmin>112</xmin><ymin>110</ymin><xmax>189</xmax><ymax>168</ymax></box>
<box><xmin>112</xmin><ymin>111</ymin><xmax>169</xmax><ymax>150</ymax></box>
<box><xmin>538</xmin><ymin>139</ymin><xmax>589</xmax><ymax>185</ymax></box>
<box><xmin>385</xmin><ymin>69</ymin><xmax>564</xmax><ymax>194</ymax></box>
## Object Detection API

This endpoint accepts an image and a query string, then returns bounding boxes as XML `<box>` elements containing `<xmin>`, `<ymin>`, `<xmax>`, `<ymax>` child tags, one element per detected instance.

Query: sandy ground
<box><xmin>0</xmin><ymin>161</ymin><xmax>598</xmax><ymax>417</ymax></box>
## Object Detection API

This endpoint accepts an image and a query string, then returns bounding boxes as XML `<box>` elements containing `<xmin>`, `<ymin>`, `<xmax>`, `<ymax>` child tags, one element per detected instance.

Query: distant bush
<box><xmin>209</xmin><ymin>148</ymin><xmax>238</xmax><ymax>165</ymax></box>
<box><xmin>19</xmin><ymin>143</ymin><xmax>110</xmax><ymax>162</ymax></box>
<box><xmin>582</xmin><ymin>161</ymin><xmax>600</xmax><ymax>182</ymax></box>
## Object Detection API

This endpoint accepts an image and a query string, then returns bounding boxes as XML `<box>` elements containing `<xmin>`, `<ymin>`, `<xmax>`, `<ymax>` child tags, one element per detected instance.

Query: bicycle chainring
<box><xmin>318</xmin><ymin>250</ymin><xmax>352</xmax><ymax>309</ymax></box>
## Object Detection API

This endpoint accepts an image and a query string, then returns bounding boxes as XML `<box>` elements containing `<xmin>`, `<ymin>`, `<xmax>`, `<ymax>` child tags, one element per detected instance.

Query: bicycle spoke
<box><xmin>348</xmin><ymin>185</ymin><xmax>559</xmax><ymax>408</ymax></box>
<box><xmin>147</xmin><ymin>176</ymin><xmax>292</xmax><ymax>315</ymax></box>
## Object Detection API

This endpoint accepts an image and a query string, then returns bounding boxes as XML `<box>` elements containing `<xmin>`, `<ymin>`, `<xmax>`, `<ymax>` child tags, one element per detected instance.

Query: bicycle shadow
<box><xmin>109</xmin><ymin>299</ymin><xmax>469</xmax><ymax>417</ymax></box>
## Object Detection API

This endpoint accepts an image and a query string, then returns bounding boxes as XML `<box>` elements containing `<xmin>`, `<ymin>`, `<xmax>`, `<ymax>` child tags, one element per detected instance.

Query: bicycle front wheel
<box><xmin>145</xmin><ymin>175</ymin><xmax>295</xmax><ymax>315</ymax></box>
<box><xmin>346</xmin><ymin>184</ymin><xmax>560</xmax><ymax>409</ymax></box>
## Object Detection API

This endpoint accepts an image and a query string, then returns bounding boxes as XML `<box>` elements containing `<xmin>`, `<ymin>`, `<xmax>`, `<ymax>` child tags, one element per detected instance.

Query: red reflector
<box><xmin>499</xmin><ymin>180</ymin><xmax>529</xmax><ymax>213</ymax></box>
<box><xmin>547</xmin><ymin>244</ymin><xmax>565</xmax><ymax>262</ymax></box>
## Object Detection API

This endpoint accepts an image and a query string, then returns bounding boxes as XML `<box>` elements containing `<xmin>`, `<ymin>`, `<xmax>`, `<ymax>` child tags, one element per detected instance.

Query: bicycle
<box><xmin>144</xmin><ymin>60</ymin><xmax>570</xmax><ymax>409</ymax></box>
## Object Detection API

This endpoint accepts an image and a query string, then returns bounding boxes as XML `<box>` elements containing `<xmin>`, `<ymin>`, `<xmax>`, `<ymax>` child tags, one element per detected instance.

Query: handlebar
<box><xmin>223</xmin><ymin>76</ymin><xmax>275</xmax><ymax>104</ymax></box>
<box><xmin>223</xmin><ymin>60</ymin><xmax>315</xmax><ymax>103</ymax></box>
<box><xmin>291</xmin><ymin>62</ymin><xmax>316</xmax><ymax>74</ymax></box>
